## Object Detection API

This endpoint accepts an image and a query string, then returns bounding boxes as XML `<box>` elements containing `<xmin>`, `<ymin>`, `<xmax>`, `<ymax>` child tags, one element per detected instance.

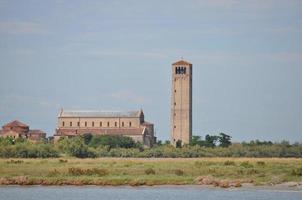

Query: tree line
<box><xmin>0</xmin><ymin>133</ymin><xmax>301</xmax><ymax>158</ymax></box>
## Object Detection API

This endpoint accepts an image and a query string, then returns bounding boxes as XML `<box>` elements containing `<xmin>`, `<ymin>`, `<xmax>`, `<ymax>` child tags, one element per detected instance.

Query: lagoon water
<box><xmin>0</xmin><ymin>186</ymin><xmax>301</xmax><ymax>200</ymax></box>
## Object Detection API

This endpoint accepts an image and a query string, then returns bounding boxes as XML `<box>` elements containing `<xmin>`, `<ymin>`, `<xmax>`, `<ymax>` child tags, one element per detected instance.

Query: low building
<box><xmin>54</xmin><ymin>109</ymin><xmax>156</xmax><ymax>147</ymax></box>
<box><xmin>0</xmin><ymin>120</ymin><xmax>46</xmax><ymax>142</ymax></box>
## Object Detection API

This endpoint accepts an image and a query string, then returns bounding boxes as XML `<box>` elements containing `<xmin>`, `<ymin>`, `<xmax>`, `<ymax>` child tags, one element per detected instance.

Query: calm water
<box><xmin>0</xmin><ymin>186</ymin><xmax>301</xmax><ymax>200</ymax></box>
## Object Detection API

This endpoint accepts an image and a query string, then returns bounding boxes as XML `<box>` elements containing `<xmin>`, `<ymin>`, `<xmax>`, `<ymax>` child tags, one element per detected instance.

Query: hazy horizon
<box><xmin>0</xmin><ymin>0</ymin><xmax>302</xmax><ymax>142</ymax></box>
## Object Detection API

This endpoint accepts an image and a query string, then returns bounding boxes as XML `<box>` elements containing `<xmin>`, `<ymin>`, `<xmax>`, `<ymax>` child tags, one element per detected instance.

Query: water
<box><xmin>0</xmin><ymin>186</ymin><xmax>301</xmax><ymax>200</ymax></box>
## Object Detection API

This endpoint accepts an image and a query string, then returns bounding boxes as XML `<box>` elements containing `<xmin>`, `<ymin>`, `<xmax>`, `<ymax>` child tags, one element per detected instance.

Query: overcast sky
<box><xmin>0</xmin><ymin>0</ymin><xmax>301</xmax><ymax>142</ymax></box>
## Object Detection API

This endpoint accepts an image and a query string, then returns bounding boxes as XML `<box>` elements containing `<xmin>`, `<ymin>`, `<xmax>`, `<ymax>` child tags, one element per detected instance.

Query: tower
<box><xmin>171</xmin><ymin>60</ymin><xmax>192</xmax><ymax>146</ymax></box>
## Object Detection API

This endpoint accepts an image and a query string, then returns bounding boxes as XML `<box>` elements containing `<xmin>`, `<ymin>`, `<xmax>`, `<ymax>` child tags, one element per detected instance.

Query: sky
<box><xmin>0</xmin><ymin>0</ymin><xmax>301</xmax><ymax>142</ymax></box>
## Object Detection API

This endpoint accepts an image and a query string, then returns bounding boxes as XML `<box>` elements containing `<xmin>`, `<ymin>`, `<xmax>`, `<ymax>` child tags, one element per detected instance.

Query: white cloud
<box><xmin>108</xmin><ymin>90</ymin><xmax>147</xmax><ymax>104</ymax></box>
<box><xmin>0</xmin><ymin>21</ymin><xmax>48</xmax><ymax>35</ymax></box>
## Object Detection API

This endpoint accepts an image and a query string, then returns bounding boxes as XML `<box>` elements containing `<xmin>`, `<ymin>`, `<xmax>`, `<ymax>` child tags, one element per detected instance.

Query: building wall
<box><xmin>171</xmin><ymin>62</ymin><xmax>192</xmax><ymax>146</ymax></box>
<box><xmin>55</xmin><ymin>114</ymin><xmax>155</xmax><ymax>147</ymax></box>
<box><xmin>58</xmin><ymin>117</ymin><xmax>140</xmax><ymax>129</ymax></box>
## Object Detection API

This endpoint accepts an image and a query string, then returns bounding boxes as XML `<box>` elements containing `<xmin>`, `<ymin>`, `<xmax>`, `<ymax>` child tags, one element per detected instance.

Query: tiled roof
<box><xmin>59</xmin><ymin>110</ymin><xmax>142</xmax><ymax>118</ymax></box>
<box><xmin>172</xmin><ymin>60</ymin><xmax>192</xmax><ymax>66</ymax></box>
<box><xmin>3</xmin><ymin>120</ymin><xmax>29</xmax><ymax>128</ymax></box>
<box><xmin>28</xmin><ymin>130</ymin><xmax>45</xmax><ymax>135</ymax></box>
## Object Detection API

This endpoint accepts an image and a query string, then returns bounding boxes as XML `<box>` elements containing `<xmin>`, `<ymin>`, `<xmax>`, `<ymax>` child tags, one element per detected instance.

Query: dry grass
<box><xmin>0</xmin><ymin>158</ymin><xmax>302</xmax><ymax>186</ymax></box>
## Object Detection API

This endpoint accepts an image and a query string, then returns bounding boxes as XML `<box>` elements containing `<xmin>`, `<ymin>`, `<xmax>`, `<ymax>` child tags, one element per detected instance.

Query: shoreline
<box><xmin>0</xmin><ymin>183</ymin><xmax>302</xmax><ymax>191</ymax></box>
<box><xmin>0</xmin><ymin>177</ymin><xmax>301</xmax><ymax>190</ymax></box>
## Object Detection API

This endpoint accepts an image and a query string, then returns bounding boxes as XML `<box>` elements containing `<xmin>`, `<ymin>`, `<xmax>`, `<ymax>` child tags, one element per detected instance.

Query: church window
<box><xmin>129</xmin><ymin>122</ymin><xmax>132</xmax><ymax>127</ymax></box>
<box><xmin>115</xmin><ymin>122</ymin><xmax>117</xmax><ymax>127</ymax></box>
<box><xmin>92</xmin><ymin>122</ymin><xmax>94</xmax><ymax>127</ymax></box>
<box><xmin>70</xmin><ymin>122</ymin><xmax>72</xmax><ymax>127</ymax></box>
<box><xmin>100</xmin><ymin>122</ymin><xmax>102</xmax><ymax>127</ymax></box>
<box><xmin>122</xmin><ymin>122</ymin><xmax>124</xmax><ymax>127</ymax></box>
<box><xmin>62</xmin><ymin>121</ymin><xmax>65</xmax><ymax>127</ymax></box>
<box><xmin>85</xmin><ymin>122</ymin><xmax>87</xmax><ymax>127</ymax></box>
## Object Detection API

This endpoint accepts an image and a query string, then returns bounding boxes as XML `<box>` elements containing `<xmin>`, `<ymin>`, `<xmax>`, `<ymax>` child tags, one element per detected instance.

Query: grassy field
<box><xmin>0</xmin><ymin>158</ymin><xmax>302</xmax><ymax>187</ymax></box>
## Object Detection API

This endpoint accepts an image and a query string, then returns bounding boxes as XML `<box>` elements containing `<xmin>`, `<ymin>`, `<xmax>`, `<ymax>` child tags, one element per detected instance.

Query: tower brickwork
<box><xmin>171</xmin><ymin>60</ymin><xmax>192</xmax><ymax>146</ymax></box>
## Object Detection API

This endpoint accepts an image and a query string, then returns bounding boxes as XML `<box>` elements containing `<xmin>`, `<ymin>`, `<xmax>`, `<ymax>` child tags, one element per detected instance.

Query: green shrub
<box><xmin>256</xmin><ymin>161</ymin><xmax>265</xmax><ymax>166</ymax></box>
<box><xmin>174</xmin><ymin>169</ymin><xmax>184</xmax><ymax>176</ymax></box>
<box><xmin>291</xmin><ymin>167</ymin><xmax>302</xmax><ymax>176</ymax></box>
<box><xmin>48</xmin><ymin>169</ymin><xmax>60</xmax><ymax>176</ymax></box>
<box><xmin>224</xmin><ymin>160</ymin><xmax>236</xmax><ymax>166</ymax></box>
<box><xmin>68</xmin><ymin>167</ymin><xmax>108</xmax><ymax>176</ymax></box>
<box><xmin>145</xmin><ymin>168</ymin><xmax>156</xmax><ymax>175</ymax></box>
<box><xmin>240</xmin><ymin>161</ymin><xmax>253</xmax><ymax>168</ymax></box>
<box><xmin>6</xmin><ymin>159</ymin><xmax>23</xmax><ymax>164</ymax></box>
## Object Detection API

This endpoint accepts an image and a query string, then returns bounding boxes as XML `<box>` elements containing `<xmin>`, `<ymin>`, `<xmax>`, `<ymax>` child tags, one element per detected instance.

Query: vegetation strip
<box><xmin>0</xmin><ymin>158</ymin><xmax>301</xmax><ymax>188</ymax></box>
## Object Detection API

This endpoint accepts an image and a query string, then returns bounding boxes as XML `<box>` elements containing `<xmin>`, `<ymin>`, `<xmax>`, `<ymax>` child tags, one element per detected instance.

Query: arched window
<box><xmin>62</xmin><ymin>121</ymin><xmax>65</xmax><ymax>127</ymax></box>
<box><xmin>107</xmin><ymin>122</ymin><xmax>110</xmax><ymax>127</ymax></box>
<box><xmin>85</xmin><ymin>122</ymin><xmax>87</xmax><ymax>127</ymax></box>
<box><xmin>122</xmin><ymin>122</ymin><xmax>124</xmax><ymax>127</ymax></box>
<box><xmin>129</xmin><ymin>122</ymin><xmax>132</xmax><ymax>127</ymax></box>
<box><xmin>115</xmin><ymin>122</ymin><xmax>117</xmax><ymax>127</ymax></box>
<box><xmin>92</xmin><ymin>122</ymin><xmax>94</xmax><ymax>127</ymax></box>
<box><xmin>100</xmin><ymin>122</ymin><xmax>102</xmax><ymax>127</ymax></box>
<box><xmin>70</xmin><ymin>122</ymin><xmax>72</xmax><ymax>127</ymax></box>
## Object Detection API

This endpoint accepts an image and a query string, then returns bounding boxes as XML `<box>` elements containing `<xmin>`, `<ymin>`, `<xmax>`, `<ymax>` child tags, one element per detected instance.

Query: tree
<box><xmin>81</xmin><ymin>133</ymin><xmax>93</xmax><ymax>145</ymax></box>
<box><xmin>88</xmin><ymin>135</ymin><xmax>136</xmax><ymax>149</ymax></box>
<box><xmin>176</xmin><ymin>140</ymin><xmax>182</xmax><ymax>148</ymax></box>
<box><xmin>218</xmin><ymin>133</ymin><xmax>232</xmax><ymax>147</ymax></box>
<box><xmin>205</xmin><ymin>135</ymin><xmax>219</xmax><ymax>147</ymax></box>
<box><xmin>191</xmin><ymin>136</ymin><xmax>207</xmax><ymax>147</ymax></box>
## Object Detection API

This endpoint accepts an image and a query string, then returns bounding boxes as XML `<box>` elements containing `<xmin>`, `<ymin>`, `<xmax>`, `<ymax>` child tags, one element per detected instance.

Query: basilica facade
<box><xmin>54</xmin><ymin>109</ymin><xmax>155</xmax><ymax>147</ymax></box>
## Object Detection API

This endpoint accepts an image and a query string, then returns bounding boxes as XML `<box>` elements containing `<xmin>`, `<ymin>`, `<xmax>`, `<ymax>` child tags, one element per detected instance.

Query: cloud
<box><xmin>108</xmin><ymin>90</ymin><xmax>147</xmax><ymax>104</ymax></box>
<box><xmin>64</xmin><ymin>48</ymin><xmax>167</xmax><ymax>59</ymax></box>
<box><xmin>0</xmin><ymin>21</ymin><xmax>48</xmax><ymax>35</ymax></box>
<box><xmin>0</xmin><ymin>94</ymin><xmax>59</xmax><ymax>113</ymax></box>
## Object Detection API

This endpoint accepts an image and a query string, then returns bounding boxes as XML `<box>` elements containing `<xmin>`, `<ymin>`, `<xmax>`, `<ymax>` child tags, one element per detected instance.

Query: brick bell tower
<box><xmin>171</xmin><ymin>60</ymin><xmax>192</xmax><ymax>146</ymax></box>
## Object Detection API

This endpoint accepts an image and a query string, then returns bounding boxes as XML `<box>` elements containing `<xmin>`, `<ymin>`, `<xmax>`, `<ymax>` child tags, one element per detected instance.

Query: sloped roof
<box><xmin>172</xmin><ymin>60</ymin><xmax>192</xmax><ymax>66</ymax></box>
<box><xmin>3</xmin><ymin>120</ymin><xmax>29</xmax><ymax>128</ymax></box>
<box><xmin>59</xmin><ymin>110</ymin><xmax>142</xmax><ymax>118</ymax></box>
<box><xmin>28</xmin><ymin>130</ymin><xmax>45</xmax><ymax>135</ymax></box>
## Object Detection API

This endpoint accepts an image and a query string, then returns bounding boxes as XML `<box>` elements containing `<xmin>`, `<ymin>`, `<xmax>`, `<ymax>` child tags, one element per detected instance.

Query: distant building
<box><xmin>54</xmin><ymin>109</ymin><xmax>156</xmax><ymax>147</ymax></box>
<box><xmin>0</xmin><ymin>120</ymin><xmax>46</xmax><ymax>142</ymax></box>
<box><xmin>171</xmin><ymin>60</ymin><xmax>193</xmax><ymax>146</ymax></box>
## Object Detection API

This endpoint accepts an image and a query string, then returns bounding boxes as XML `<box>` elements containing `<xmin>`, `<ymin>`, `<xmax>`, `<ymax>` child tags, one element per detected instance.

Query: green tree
<box><xmin>81</xmin><ymin>133</ymin><xmax>93</xmax><ymax>145</ymax></box>
<box><xmin>205</xmin><ymin>135</ymin><xmax>219</xmax><ymax>147</ymax></box>
<box><xmin>218</xmin><ymin>133</ymin><xmax>232</xmax><ymax>147</ymax></box>
<box><xmin>176</xmin><ymin>140</ymin><xmax>182</xmax><ymax>148</ymax></box>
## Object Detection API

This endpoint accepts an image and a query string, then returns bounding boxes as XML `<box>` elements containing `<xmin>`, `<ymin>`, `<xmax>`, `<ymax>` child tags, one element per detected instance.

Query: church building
<box><xmin>54</xmin><ymin>109</ymin><xmax>155</xmax><ymax>147</ymax></box>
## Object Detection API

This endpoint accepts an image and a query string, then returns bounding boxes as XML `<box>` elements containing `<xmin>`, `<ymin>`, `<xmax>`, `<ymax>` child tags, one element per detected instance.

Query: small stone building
<box><xmin>0</xmin><ymin>120</ymin><xmax>46</xmax><ymax>142</ymax></box>
<box><xmin>54</xmin><ymin>109</ymin><xmax>156</xmax><ymax>147</ymax></box>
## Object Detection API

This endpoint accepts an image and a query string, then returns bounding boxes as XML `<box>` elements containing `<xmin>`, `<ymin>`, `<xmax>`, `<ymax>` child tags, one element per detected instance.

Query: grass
<box><xmin>0</xmin><ymin>157</ymin><xmax>301</xmax><ymax>187</ymax></box>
